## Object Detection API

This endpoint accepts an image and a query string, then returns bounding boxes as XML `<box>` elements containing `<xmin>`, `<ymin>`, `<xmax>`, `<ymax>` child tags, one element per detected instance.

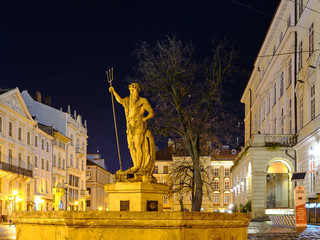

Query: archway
<box><xmin>266</xmin><ymin>161</ymin><xmax>291</xmax><ymax>208</ymax></box>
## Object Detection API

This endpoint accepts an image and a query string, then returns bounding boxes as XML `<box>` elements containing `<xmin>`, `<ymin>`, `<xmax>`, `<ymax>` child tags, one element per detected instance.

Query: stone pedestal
<box><xmin>105</xmin><ymin>182</ymin><xmax>169</xmax><ymax>211</ymax></box>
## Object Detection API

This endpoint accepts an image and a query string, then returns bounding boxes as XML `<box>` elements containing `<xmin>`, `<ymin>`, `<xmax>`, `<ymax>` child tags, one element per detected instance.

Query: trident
<box><xmin>106</xmin><ymin>68</ymin><xmax>122</xmax><ymax>171</ymax></box>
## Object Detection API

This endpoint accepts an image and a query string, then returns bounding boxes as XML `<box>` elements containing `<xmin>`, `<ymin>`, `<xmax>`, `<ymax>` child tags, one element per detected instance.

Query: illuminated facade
<box><xmin>155</xmin><ymin>143</ymin><xmax>236</xmax><ymax>212</ymax></box>
<box><xmin>21</xmin><ymin>90</ymin><xmax>88</xmax><ymax>210</ymax></box>
<box><xmin>232</xmin><ymin>0</ymin><xmax>320</xmax><ymax>218</ymax></box>
<box><xmin>292</xmin><ymin>0</ymin><xmax>320</xmax><ymax>218</ymax></box>
<box><xmin>33</xmin><ymin>124</ymin><xmax>54</xmax><ymax>211</ymax></box>
<box><xmin>0</xmin><ymin>88</ymin><xmax>36</xmax><ymax>220</ymax></box>
<box><xmin>86</xmin><ymin>153</ymin><xmax>114</xmax><ymax>211</ymax></box>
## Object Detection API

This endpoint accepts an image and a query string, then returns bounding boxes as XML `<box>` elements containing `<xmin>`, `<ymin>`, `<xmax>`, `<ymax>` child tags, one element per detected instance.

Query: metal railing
<box><xmin>0</xmin><ymin>161</ymin><xmax>33</xmax><ymax>177</ymax></box>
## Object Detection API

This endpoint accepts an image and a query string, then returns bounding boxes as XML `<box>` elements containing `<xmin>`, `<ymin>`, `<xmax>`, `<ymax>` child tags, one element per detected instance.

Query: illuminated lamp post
<box><xmin>75</xmin><ymin>201</ymin><xmax>79</xmax><ymax>211</ymax></box>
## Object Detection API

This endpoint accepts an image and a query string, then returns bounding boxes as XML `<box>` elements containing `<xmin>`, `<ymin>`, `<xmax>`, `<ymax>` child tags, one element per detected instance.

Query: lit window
<box><xmin>214</xmin><ymin>168</ymin><xmax>219</xmax><ymax>177</ymax></box>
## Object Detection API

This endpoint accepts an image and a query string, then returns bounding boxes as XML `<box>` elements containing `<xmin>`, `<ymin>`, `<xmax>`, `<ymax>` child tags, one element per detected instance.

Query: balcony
<box><xmin>250</xmin><ymin>134</ymin><xmax>296</xmax><ymax>147</ymax></box>
<box><xmin>75</xmin><ymin>147</ymin><xmax>84</xmax><ymax>157</ymax></box>
<box><xmin>0</xmin><ymin>162</ymin><xmax>33</xmax><ymax>177</ymax></box>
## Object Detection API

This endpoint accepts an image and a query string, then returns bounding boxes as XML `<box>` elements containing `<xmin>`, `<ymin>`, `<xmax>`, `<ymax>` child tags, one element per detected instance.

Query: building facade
<box><xmin>21</xmin><ymin>90</ymin><xmax>88</xmax><ymax>211</ymax></box>
<box><xmin>232</xmin><ymin>0</ymin><xmax>320</xmax><ymax>219</ymax></box>
<box><xmin>0</xmin><ymin>88</ymin><xmax>36</xmax><ymax>220</ymax></box>
<box><xmin>155</xmin><ymin>142</ymin><xmax>236</xmax><ymax>212</ymax></box>
<box><xmin>86</xmin><ymin>153</ymin><xmax>114</xmax><ymax>211</ymax></box>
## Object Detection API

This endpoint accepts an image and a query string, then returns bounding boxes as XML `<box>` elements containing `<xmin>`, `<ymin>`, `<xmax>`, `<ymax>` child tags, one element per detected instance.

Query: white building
<box><xmin>232</xmin><ymin>0</ymin><xmax>320</xmax><ymax>219</ymax></box>
<box><xmin>0</xmin><ymin>88</ymin><xmax>36</xmax><ymax>220</ymax></box>
<box><xmin>21</xmin><ymin>91</ymin><xmax>88</xmax><ymax>210</ymax></box>
<box><xmin>33</xmin><ymin>124</ymin><xmax>54</xmax><ymax>211</ymax></box>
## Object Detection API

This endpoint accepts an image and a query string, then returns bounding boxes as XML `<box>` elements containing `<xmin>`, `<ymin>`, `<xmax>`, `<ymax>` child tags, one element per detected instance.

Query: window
<box><xmin>81</xmin><ymin>160</ymin><xmax>84</xmax><ymax>170</ymax></box>
<box><xmin>0</xmin><ymin>146</ymin><xmax>2</xmax><ymax>163</ymax></box>
<box><xmin>35</xmin><ymin>156</ymin><xmax>38</xmax><ymax>168</ymax></box>
<box><xmin>214</xmin><ymin>168</ymin><xmax>219</xmax><ymax>177</ymax></box>
<box><xmin>288</xmin><ymin>99</ymin><xmax>292</xmax><ymax>133</ymax></box>
<box><xmin>86</xmin><ymin>200</ymin><xmax>91</xmax><ymax>207</ymax></box>
<box><xmin>46</xmin><ymin>180</ymin><xmax>49</xmax><ymax>193</ymax></box>
<box><xmin>310</xmin><ymin>84</ymin><xmax>315</xmax><ymax>121</ymax></box>
<box><xmin>87</xmin><ymin>187</ymin><xmax>91</xmax><ymax>194</ymax></box>
<box><xmin>224</xmin><ymin>181</ymin><xmax>230</xmax><ymax>189</ymax></box>
<box><xmin>53</xmin><ymin>155</ymin><xmax>56</xmax><ymax>167</ymax></box>
<box><xmin>214</xmin><ymin>195</ymin><xmax>219</xmax><ymax>204</ymax></box>
<box><xmin>27</xmin><ymin>156</ymin><xmax>31</xmax><ymax>170</ymax></box>
<box><xmin>273</xmin><ymin>83</ymin><xmax>277</xmax><ymax>106</ymax></box>
<box><xmin>41</xmin><ymin>139</ymin><xmax>44</xmax><ymax>150</ymax></box>
<box><xmin>76</xmin><ymin>158</ymin><xmax>79</xmax><ymax>168</ymax></box>
<box><xmin>298</xmin><ymin>0</ymin><xmax>303</xmax><ymax>18</ymax></box>
<box><xmin>281</xmin><ymin>109</ymin><xmax>284</xmax><ymax>134</ymax></box>
<box><xmin>27</xmin><ymin>132</ymin><xmax>30</xmax><ymax>145</ymax></box>
<box><xmin>309</xmin><ymin>23</ymin><xmax>314</xmax><ymax>56</ymax></box>
<box><xmin>0</xmin><ymin>116</ymin><xmax>2</xmax><ymax>132</ymax></box>
<box><xmin>310</xmin><ymin>154</ymin><xmax>316</xmax><ymax>193</ymax></box>
<box><xmin>41</xmin><ymin>179</ymin><xmax>44</xmax><ymax>192</ymax></box>
<box><xmin>154</xmin><ymin>166</ymin><xmax>158</xmax><ymax>174</ymax></box>
<box><xmin>70</xmin><ymin>135</ymin><xmax>74</xmax><ymax>146</ymax></box>
<box><xmin>299</xmin><ymin>97</ymin><xmax>304</xmax><ymax>130</ymax></box>
<box><xmin>18</xmin><ymin>153</ymin><xmax>22</xmax><ymax>168</ymax></box>
<box><xmin>224</xmin><ymin>195</ymin><xmax>230</xmax><ymax>204</ymax></box>
<box><xmin>46</xmin><ymin>142</ymin><xmax>49</xmax><ymax>152</ymax></box>
<box><xmin>273</xmin><ymin>117</ymin><xmax>277</xmax><ymax>134</ymax></box>
<box><xmin>58</xmin><ymin>158</ymin><xmax>61</xmax><ymax>169</ymax></box>
<box><xmin>287</xmin><ymin>15</ymin><xmax>291</xmax><ymax>28</ymax></box>
<box><xmin>41</xmin><ymin>158</ymin><xmax>45</xmax><ymax>170</ymax></box>
<box><xmin>47</xmin><ymin>160</ymin><xmax>49</xmax><ymax>171</ymax></box>
<box><xmin>35</xmin><ymin>136</ymin><xmax>38</xmax><ymax>147</ymax></box>
<box><xmin>34</xmin><ymin>178</ymin><xmax>37</xmax><ymax>193</ymax></box>
<box><xmin>9</xmin><ymin>122</ymin><xmax>13</xmax><ymax>137</ymax></box>
<box><xmin>280</xmin><ymin>72</ymin><xmax>284</xmax><ymax>97</ymax></box>
<box><xmin>18</xmin><ymin>127</ymin><xmax>22</xmax><ymax>141</ymax></box>
<box><xmin>214</xmin><ymin>181</ymin><xmax>219</xmax><ymax>189</ymax></box>
<box><xmin>224</xmin><ymin>168</ymin><xmax>230</xmax><ymax>176</ymax></box>
<box><xmin>163</xmin><ymin>166</ymin><xmax>168</xmax><ymax>174</ymax></box>
<box><xmin>298</xmin><ymin>41</ymin><xmax>302</xmax><ymax>71</ymax></box>
<box><xmin>63</xmin><ymin>159</ymin><xmax>66</xmax><ymax>170</ymax></box>
<box><xmin>288</xmin><ymin>59</ymin><xmax>292</xmax><ymax>87</ymax></box>
<box><xmin>70</xmin><ymin>154</ymin><xmax>73</xmax><ymax>167</ymax></box>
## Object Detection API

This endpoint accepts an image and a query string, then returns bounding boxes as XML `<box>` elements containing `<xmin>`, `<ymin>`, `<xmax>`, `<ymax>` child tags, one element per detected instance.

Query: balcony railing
<box><xmin>75</xmin><ymin>147</ymin><xmax>84</xmax><ymax>156</ymax></box>
<box><xmin>0</xmin><ymin>162</ymin><xmax>33</xmax><ymax>177</ymax></box>
<box><xmin>250</xmin><ymin>134</ymin><xmax>296</xmax><ymax>147</ymax></box>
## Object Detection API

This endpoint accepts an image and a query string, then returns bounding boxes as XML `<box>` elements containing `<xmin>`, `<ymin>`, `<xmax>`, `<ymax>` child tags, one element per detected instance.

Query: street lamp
<box><xmin>64</xmin><ymin>182</ymin><xmax>69</xmax><ymax>211</ymax></box>
<box><xmin>75</xmin><ymin>201</ymin><xmax>79</xmax><ymax>211</ymax></box>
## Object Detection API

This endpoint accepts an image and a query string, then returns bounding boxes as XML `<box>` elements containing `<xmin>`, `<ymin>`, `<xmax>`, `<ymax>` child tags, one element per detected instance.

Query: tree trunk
<box><xmin>190</xmin><ymin>136</ymin><xmax>203</xmax><ymax>211</ymax></box>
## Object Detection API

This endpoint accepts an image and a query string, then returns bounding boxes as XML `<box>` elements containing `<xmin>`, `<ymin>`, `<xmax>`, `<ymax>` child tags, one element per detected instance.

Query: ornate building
<box><xmin>232</xmin><ymin>0</ymin><xmax>320</xmax><ymax>219</ymax></box>
<box><xmin>0</xmin><ymin>88</ymin><xmax>35</xmax><ymax>220</ymax></box>
<box><xmin>154</xmin><ymin>141</ymin><xmax>236</xmax><ymax>212</ymax></box>
<box><xmin>86</xmin><ymin>153</ymin><xmax>114</xmax><ymax>211</ymax></box>
<box><xmin>21</xmin><ymin>90</ymin><xmax>88</xmax><ymax>210</ymax></box>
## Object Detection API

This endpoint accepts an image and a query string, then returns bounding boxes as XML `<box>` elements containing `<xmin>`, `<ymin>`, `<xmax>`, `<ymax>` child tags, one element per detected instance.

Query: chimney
<box><xmin>35</xmin><ymin>90</ymin><xmax>42</xmax><ymax>103</ymax></box>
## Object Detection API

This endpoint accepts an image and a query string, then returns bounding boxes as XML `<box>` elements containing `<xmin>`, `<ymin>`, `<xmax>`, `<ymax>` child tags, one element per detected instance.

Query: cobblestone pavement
<box><xmin>248</xmin><ymin>221</ymin><xmax>320</xmax><ymax>240</ymax></box>
<box><xmin>0</xmin><ymin>225</ymin><xmax>15</xmax><ymax>240</ymax></box>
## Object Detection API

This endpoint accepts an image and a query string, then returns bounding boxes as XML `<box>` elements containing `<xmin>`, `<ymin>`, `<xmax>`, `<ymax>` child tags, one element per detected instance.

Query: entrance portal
<box><xmin>266</xmin><ymin>161</ymin><xmax>290</xmax><ymax>208</ymax></box>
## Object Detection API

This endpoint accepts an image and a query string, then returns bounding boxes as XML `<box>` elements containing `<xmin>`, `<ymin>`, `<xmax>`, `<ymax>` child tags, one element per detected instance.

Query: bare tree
<box><xmin>131</xmin><ymin>36</ymin><xmax>235</xmax><ymax>211</ymax></box>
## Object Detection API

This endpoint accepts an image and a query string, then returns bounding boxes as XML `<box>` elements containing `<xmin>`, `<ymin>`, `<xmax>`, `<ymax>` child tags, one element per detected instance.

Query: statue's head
<box><xmin>128</xmin><ymin>83</ymin><xmax>141</xmax><ymax>93</ymax></box>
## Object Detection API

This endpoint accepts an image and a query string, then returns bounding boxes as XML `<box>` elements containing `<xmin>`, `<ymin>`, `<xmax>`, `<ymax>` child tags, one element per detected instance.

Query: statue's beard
<box><xmin>130</xmin><ymin>94</ymin><xmax>139</xmax><ymax>103</ymax></box>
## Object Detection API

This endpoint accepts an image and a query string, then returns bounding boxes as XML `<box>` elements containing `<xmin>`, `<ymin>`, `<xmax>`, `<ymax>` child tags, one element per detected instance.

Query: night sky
<box><xmin>1</xmin><ymin>0</ymin><xmax>279</xmax><ymax>173</ymax></box>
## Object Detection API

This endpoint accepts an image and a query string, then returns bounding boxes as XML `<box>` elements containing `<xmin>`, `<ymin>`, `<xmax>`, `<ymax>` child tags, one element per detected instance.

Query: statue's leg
<box><xmin>133</xmin><ymin>134</ymin><xmax>143</xmax><ymax>170</ymax></box>
<box><xmin>127</xmin><ymin>134</ymin><xmax>137</xmax><ymax>170</ymax></box>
